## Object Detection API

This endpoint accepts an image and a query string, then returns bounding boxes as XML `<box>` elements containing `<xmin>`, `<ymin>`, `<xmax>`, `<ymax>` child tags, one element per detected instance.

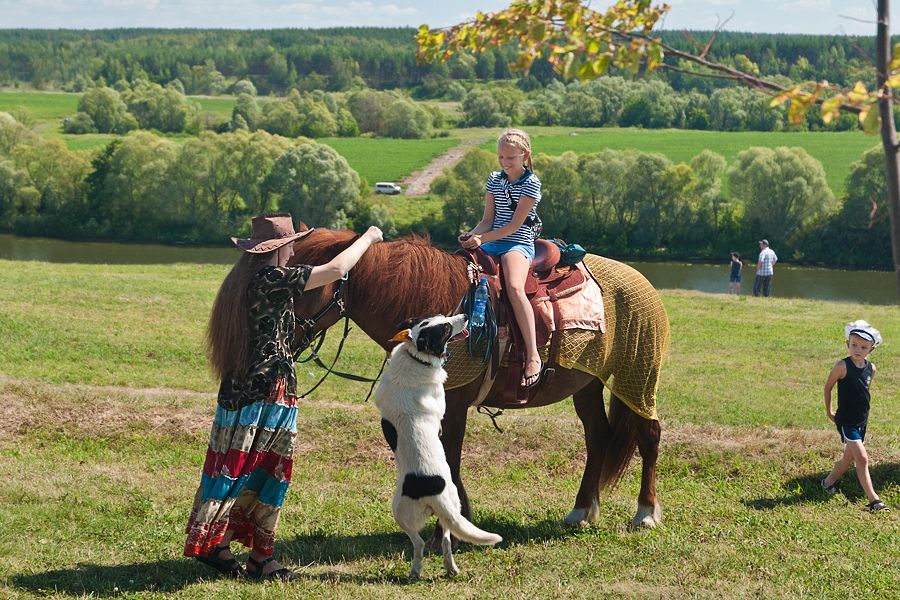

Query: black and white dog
<box><xmin>374</xmin><ymin>314</ymin><xmax>502</xmax><ymax>578</ymax></box>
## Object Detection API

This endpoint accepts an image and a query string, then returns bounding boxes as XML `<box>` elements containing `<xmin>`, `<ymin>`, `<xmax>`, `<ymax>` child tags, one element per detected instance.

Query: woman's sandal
<box><xmin>247</xmin><ymin>555</ymin><xmax>299</xmax><ymax>582</ymax></box>
<box><xmin>867</xmin><ymin>499</ymin><xmax>890</xmax><ymax>513</ymax></box>
<box><xmin>196</xmin><ymin>544</ymin><xmax>246</xmax><ymax>579</ymax></box>
<box><xmin>521</xmin><ymin>359</ymin><xmax>543</xmax><ymax>388</ymax></box>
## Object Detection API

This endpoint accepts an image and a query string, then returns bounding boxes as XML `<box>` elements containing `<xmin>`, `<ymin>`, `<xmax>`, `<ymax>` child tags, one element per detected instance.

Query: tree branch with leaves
<box><xmin>418</xmin><ymin>0</ymin><xmax>900</xmax><ymax>296</ymax></box>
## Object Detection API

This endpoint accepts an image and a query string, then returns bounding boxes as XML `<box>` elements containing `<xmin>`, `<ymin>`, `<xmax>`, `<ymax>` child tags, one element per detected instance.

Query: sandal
<box><xmin>867</xmin><ymin>499</ymin><xmax>890</xmax><ymax>513</ymax></box>
<box><xmin>196</xmin><ymin>544</ymin><xmax>245</xmax><ymax>579</ymax></box>
<box><xmin>820</xmin><ymin>477</ymin><xmax>840</xmax><ymax>496</ymax></box>
<box><xmin>247</xmin><ymin>555</ymin><xmax>299</xmax><ymax>582</ymax></box>
<box><xmin>521</xmin><ymin>359</ymin><xmax>543</xmax><ymax>388</ymax></box>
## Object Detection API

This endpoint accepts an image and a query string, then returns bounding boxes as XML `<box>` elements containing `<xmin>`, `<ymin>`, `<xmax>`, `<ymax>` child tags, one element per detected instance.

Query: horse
<box><xmin>289</xmin><ymin>228</ymin><xmax>668</xmax><ymax>539</ymax></box>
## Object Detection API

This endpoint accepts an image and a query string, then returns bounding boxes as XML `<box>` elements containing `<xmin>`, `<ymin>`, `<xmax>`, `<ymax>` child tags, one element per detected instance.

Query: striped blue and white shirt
<box><xmin>485</xmin><ymin>169</ymin><xmax>542</xmax><ymax>246</ymax></box>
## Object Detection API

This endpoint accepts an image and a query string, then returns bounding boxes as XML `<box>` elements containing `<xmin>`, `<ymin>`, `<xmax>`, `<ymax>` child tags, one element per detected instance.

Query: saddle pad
<box><xmin>444</xmin><ymin>254</ymin><xmax>668</xmax><ymax>422</ymax></box>
<box><xmin>532</xmin><ymin>263</ymin><xmax>606</xmax><ymax>337</ymax></box>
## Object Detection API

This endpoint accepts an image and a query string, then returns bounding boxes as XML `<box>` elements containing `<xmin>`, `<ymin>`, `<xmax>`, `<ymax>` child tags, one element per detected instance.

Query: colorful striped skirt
<box><xmin>184</xmin><ymin>378</ymin><xmax>298</xmax><ymax>558</ymax></box>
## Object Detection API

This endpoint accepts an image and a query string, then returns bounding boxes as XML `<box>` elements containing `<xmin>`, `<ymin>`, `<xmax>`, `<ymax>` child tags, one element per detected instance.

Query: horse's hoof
<box><xmin>629</xmin><ymin>503</ymin><xmax>662</xmax><ymax>530</ymax></box>
<box><xmin>564</xmin><ymin>500</ymin><xmax>600</xmax><ymax>527</ymax></box>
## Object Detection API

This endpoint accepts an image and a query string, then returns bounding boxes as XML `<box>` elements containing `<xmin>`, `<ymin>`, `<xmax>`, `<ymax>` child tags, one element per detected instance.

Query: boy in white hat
<box><xmin>821</xmin><ymin>320</ymin><xmax>889</xmax><ymax>512</ymax></box>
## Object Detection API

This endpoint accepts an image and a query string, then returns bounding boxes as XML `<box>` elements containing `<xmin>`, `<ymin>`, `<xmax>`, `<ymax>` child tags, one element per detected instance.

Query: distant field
<box><xmin>523</xmin><ymin>128</ymin><xmax>878</xmax><ymax>197</ymax></box>
<box><xmin>0</xmin><ymin>90</ymin><xmax>235</xmax><ymax>124</ymax></box>
<box><xmin>320</xmin><ymin>137</ymin><xmax>457</xmax><ymax>185</ymax></box>
<box><xmin>0</xmin><ymin>90</ymin><xmax>77</xmax><ymax>121</ymax></box>
<box><xmin>2</xmin><ymin>91</ymin><xmax>881</xmax><ymax>195</ymax></box>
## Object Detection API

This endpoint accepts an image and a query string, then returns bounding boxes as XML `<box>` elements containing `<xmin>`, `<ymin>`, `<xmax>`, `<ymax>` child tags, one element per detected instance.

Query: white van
<box><xmin>375</xmin><ymin>182</ymin><xmax>402</xmax><ymax>195</ymax></box>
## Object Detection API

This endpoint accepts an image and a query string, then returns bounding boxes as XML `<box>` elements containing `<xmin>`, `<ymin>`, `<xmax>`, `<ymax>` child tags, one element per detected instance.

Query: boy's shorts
<box><xmin>729</xmin><ymin>274</ymin><xmax>742</xmax><ymax>283</ymax></box>
<box><xmin>837</xmin><ymin>422</ymin><xmax>867</xmax><ymax>443</ymax></box>
<box><xmin>480</xmin><ymin>239</ymin><xmax>535</xmax><ymax>262</ymax></box>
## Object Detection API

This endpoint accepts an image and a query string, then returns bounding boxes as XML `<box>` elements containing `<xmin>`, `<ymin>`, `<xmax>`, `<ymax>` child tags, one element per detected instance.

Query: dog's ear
<box><xmin>389</xmin><ymin>328</ymin><xmax>411</xmax><ymax>343</ymax></box>
<box><xmin>395</xmin><ymin>316</ymin><xmax>427</xmax><ymax>331</ymax></box>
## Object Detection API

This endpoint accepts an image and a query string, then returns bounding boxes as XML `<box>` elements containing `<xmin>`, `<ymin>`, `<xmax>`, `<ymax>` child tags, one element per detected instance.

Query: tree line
<box><xmin>0</xmin><ymin>28</ymin><xmax>883</xmax><ymax>96</ymax></box>
<box><xmin>428</xmin><ymin>146</ymin><xmax>892</xmax><ymax>270</ymax></box>
<box><xmin>0</xmin><ymin>111</ymin><xmax>396</xmax><ymax>243</ymax></box>
<box><xmin>1</xmin><ymin>109</ymin><xmax>890</xmax><ymax>269</ymax></box>
<box><xmin>64</xmin><ymin>83</ymin><xmax>442</xmax><ymax>139</ymax></box>
<box><xmin>62</xmin><ymin>76</ymin><xmax>859</xmax><ymax>142</ymax></box>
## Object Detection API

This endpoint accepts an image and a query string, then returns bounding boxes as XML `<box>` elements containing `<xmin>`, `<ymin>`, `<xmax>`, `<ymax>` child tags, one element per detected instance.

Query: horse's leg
<box><xmin>429</xmin><ymin>396</ymin><xmax>470</xmax><ymax>549</ymax></box>
<box><xmin>565</xmin><ymin>378</ymin><xmax>608</xmax><ymax>527</ymax></box>
<box><xmin>631</xmin><ymin>416</ymin><xmax>662</xmax><ymax>529</ymax></box>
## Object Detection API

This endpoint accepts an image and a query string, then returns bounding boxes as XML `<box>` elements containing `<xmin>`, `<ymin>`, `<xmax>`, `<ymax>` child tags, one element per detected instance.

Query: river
<box><xmin>1</xmin><ymin>234</ymin><xmax>896</xmax><ymax>305</ymax></box>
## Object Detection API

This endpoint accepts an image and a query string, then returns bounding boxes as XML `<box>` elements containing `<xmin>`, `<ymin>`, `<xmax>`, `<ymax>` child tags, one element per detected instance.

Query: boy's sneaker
<box><xmin>821</xmin><ymin>477</ymin><xmax>839</xmax><ymax>496</ymax></box>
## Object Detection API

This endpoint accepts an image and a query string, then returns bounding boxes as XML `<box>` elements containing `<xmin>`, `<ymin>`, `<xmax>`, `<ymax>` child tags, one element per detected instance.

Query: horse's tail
<box><xmin>431</xmin><ymin>503</ymin><xmax>502</xmax><ymax>546</ymax></box>
<box><xmin>598</xmin><ymin>394</ymin><xmax>641</xmax><ymax>491</ymax></box>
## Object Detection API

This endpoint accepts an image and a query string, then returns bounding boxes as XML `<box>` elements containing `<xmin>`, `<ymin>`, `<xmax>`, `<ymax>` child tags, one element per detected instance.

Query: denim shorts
<box><xmin>837</xmin><ymin>422</ymin><xmax>867</xmax><ymax>443</ymax></box>
<box><xmin>729</xmin><ymin>275</ymin><xmax>742</xmax><ymax>283</ymax></box>
<box><xmin>480</xmin><ymin>239</ymin><xmax>535</xmax><ymax>262</ymax></box>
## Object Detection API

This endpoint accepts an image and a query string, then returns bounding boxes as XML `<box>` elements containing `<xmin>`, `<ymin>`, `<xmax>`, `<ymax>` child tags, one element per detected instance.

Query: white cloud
<box><xmin>774</xmin><ymin>0</ymin><xmax>831</xmax><ymax>13</ymax></box>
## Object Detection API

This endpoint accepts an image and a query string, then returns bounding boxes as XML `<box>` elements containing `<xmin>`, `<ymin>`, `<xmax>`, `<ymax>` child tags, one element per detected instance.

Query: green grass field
<box><xmin>321</xmin><ymin>137</ymin><xmax>458</xmax><ymax>185</ymax></box>
<box><xmin>0</xmin><ymin>258</ymin><xmax>897</xmax><ymax>598</ymax></box>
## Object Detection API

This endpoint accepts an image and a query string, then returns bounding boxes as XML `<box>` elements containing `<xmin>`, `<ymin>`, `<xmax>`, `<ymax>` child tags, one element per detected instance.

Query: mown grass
<box><xmin>320</xmin><ymin>137</ymin><xmax>458</xmax><ymax>186</ymax></box>
<box><xmin>0</xmin><ymin>258</ymin><xmax>897</xmax><ymax>599</ymax></box>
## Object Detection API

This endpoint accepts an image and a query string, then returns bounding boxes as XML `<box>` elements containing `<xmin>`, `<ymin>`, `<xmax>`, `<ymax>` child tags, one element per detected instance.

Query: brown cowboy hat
<box><xmin>231</xmin><ymin>213</ymin><xmax>313</xmax><ymax>253</ymax></box>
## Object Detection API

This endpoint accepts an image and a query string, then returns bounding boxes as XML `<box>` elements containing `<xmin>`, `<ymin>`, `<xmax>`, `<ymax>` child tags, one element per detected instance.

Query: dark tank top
<box><xmin>835</xmin><ymin>357</ymin><xmax>873</xmax><ymax>425</ymax></box>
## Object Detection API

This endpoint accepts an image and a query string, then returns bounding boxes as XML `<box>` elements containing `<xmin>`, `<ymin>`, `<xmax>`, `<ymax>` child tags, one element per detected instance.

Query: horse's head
<box><xmin>287</xmin><ymin>227</ymin><xmax>360</xmax><ymax>353</ymax></box>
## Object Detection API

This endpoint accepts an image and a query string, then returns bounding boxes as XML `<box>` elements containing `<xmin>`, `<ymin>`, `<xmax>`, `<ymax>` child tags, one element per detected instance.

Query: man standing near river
<box><xmin>753</xmin><ymin>239</ymin><xmax>778</xmax><ymax>297</ymax></box>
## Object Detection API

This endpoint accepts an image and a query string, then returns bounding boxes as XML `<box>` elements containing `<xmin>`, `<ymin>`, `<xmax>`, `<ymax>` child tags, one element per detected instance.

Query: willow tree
<box><xmin>418</xmin><ymin>0</ymin><xmax>900</xmax><ymax>297</ymax></box>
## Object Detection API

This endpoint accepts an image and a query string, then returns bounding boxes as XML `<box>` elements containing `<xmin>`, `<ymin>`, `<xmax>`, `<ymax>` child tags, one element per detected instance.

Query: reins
<box><xmin>293</xmin><ymin>274</ymin><xmax>386</xmax><ymax>400</ymax></box>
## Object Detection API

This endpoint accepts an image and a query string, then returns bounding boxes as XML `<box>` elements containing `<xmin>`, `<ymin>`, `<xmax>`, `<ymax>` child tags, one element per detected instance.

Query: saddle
<box><xmin>460</xmin><ymin>239</ymin><xmax>596</xmax><ymax>405</ymax></box>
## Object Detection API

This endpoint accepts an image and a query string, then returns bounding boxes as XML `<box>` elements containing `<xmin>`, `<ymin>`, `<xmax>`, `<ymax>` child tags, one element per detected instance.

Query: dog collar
<box><xmin>404</xmin><ymin>347</ymin><xmax>435</xmax><ymax>367</ymax></box>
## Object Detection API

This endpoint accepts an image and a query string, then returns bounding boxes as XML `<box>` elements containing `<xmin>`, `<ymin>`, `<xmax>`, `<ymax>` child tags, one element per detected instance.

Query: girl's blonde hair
<box><xmin>498</xmin><ymin>128</ymin><xmax>533</xmax><ymax>172</ymax></box>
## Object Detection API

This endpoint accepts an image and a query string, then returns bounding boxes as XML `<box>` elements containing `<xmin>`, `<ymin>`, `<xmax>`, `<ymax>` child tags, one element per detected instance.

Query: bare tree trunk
<box><xmin>877</xmin><ymin>0</ymin><xmax>900</xmax><ymax>296</ymax></box>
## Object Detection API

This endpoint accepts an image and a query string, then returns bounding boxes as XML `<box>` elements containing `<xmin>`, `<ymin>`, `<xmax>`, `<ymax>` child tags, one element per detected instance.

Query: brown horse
<box><xmin>289</xmin><ymin>228</ymin><xmax>667</xmax><ymax>535</ymax></box>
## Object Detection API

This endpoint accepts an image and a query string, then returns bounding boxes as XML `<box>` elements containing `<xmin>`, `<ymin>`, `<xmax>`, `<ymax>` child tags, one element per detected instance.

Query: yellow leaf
<box><xmin>821</xmin><ymin>96</ymin><xmax>842</xmax><ymax>113</ymax></box>
<box><xmin>888</xmin><ymin>74</ymin><xmax>900</xmax><ymax>88</ymax></box>
<box><xmin>861</xmin><ymin>106</ymin><xmax>880</xmax><ymax>135</ymax></box>
<box><xmin>769</xmin><ymin>88</ymin><xmax>797</xmax><ymax>108</ymax></box>
<box><xmin>576</xmin><ymin>60</ymin><xmax>596</xmax><ymax>80</ymax></box>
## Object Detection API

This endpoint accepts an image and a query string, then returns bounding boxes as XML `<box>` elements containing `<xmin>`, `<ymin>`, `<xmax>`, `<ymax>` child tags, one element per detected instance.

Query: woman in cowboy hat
<box><xmin>184</xmin><ymin>213</ymin><xmax>382</xmax><ymax>581</ymax></box>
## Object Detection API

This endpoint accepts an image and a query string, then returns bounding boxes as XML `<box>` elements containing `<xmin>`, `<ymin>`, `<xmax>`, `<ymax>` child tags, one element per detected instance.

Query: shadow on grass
<box><xmin>10</xmin><ymin>517</ymin><xmax>580</xmax><ymax>593</ymax></box>
<box><xmin>10</xmin><ymin>558</ymin><xmax>206</xmax><ymax>596</ymax></box>
<box><xmin>279</xmin><ymin>515</ymin><xmax>579</xmax><ymax>583</ymax></box>
<box><xmin>743</xmin><ymin>462</ymin><xmax>900</xmax><ymax>510</ymax></box>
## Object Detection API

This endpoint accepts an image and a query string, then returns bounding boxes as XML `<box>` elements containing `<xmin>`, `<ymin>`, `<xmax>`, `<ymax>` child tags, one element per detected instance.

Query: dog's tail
<box><xmin>432</xmin><ymin>504</ymin><xmax>502</xmax><ymax>546</ymax></box>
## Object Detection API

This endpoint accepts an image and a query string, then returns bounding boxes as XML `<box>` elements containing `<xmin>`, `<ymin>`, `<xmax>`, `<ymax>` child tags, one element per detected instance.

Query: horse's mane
<box><xmin>294</xmin><ymin>228</ymin><xmax>470</xmax><ymax>317</ymax></box>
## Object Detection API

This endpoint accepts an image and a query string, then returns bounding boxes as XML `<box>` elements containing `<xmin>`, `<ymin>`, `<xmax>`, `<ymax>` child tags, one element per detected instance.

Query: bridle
<box><xmin>292</xmin><ymin>273</ymin><xmax>386</xmax><ymax>398</ymax></box>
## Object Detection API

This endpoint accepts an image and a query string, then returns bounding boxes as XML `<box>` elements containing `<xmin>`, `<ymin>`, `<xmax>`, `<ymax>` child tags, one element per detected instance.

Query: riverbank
<box><xmin>0</xmin><ymin>259</ymin><xmax>897</xmax><ymax>598</ymax></box>
<box><xmin>2</xmin><ymin>235</ymin><xmax>897</xmax><ymax>304</ymax></box>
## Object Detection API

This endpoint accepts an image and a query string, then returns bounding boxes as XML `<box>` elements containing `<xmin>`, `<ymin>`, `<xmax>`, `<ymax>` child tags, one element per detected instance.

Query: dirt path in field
<box><xmin>402</xmin><ymin>137</ymin><xmax>486</xmax><ymax>196</ymax></box>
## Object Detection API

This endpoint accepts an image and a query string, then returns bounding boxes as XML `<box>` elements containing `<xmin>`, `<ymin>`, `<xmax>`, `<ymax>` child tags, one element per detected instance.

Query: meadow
<box><xmin>0</xmin><ymin>258</ymin><xmax>897</xmax><ymax>599</ymax></box>
<box><xmin>1</xmin><ymin>91</ymin><xmax>882</xmax><ymax>196</ymax></box>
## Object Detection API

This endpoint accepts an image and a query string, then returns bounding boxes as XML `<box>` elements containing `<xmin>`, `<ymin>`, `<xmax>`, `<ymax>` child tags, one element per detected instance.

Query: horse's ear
<box><xmin>297</xmin><ymin>221</ymin><xmax>310</xmax><ymax>232</ymax></box>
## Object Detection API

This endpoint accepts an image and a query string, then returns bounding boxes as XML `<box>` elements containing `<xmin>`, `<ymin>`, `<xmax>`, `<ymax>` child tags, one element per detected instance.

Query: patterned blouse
<box><xmin>217</xmin><ymin>264</ymin><xmax>312</xmax><ymax>411</ymax></box>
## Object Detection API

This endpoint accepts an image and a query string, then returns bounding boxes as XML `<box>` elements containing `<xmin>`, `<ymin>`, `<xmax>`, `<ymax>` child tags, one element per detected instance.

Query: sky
<box><xmin>0</xmin><ymin>0</ymin><xmax>886</xmax><ymax>35</ymax></box>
